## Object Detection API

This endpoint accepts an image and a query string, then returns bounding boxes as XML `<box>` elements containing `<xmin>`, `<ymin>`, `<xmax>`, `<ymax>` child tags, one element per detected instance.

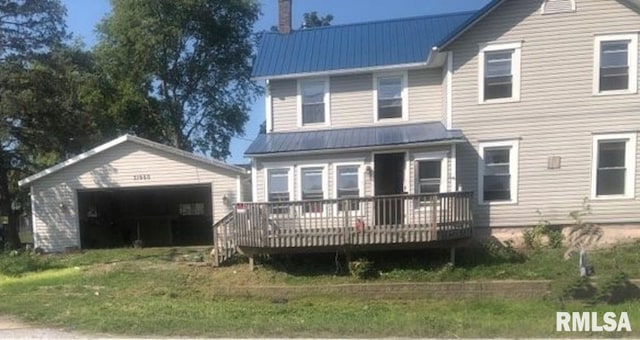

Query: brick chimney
<box><xmin>278</xmin><ymin>0</ymin><xmax>292</xmax><ymax>34</ymax></box>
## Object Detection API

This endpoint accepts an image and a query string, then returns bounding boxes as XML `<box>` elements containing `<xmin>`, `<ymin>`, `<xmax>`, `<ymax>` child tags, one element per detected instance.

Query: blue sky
<box><xmin>62</xmin><ymin>0</ymin><xmax>489</xmax><ymax>164</ymax></box>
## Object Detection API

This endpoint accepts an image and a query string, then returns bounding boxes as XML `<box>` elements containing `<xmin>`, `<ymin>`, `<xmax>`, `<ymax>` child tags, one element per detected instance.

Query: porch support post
<box><xmin>345</xmin><ymin>251</ymin><xmax>352</xmax><ymax>273</ymax></box>
<box><xmin>450</xmin><ymin>247</ymin><xmax>456</xmax><ymax>266</ymax></box>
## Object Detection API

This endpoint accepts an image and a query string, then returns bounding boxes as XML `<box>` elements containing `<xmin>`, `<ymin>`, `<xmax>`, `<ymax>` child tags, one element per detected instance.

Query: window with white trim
<box><xmin>300</xmin><ymin>166</ymin><xmax>325</xmax><ymax>213</ymax></box>
<box><xmin>413</xmin><ymin>152</ymin><xmax>447</xmax><ymax>207</ymax></box>
<box><xmin>374</xmin><ymin>73</ymin><xmax>407</xmax><ymax>121</ymax></box>
<box><xmin>592</xmin><ymin>133</ymin><xmax>637</xmax><ymax>198</ymax></box>
<box><xmin>479</xmin><ymin>140</ymin><xmax>519</xmax><ymax>204</ymax></box>
<box><xmin>416</xmin><ymin>161</ymin><xmax>442</xmax><ymax>194</ymax></box>
<box><xmin>594</xmin><ymin>34</ymin><xmax>638</xmax><ymax>94</ymax></box>
<box><xmin>267</xmin><ymin>168</ymin><xmax>290</xmax><ymax>214</ymax></box>
<box><xmin>298</xmin><ymin>79</ymin><xmax>329</xmax><ymax>126</ymax></box>
<box><xmin>479</xmin><ymin>42</ymin><xmax>522</xmax><ymax>103</ymax></box>
<box><xmin>336</xmin><ymin>165</ymin><xmax>360</xmax><ymax>211</ymax></box>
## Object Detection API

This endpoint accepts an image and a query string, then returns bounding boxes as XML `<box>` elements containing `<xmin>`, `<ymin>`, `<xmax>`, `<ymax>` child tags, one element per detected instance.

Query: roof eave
<box><xmin>18</xmin><ymin>135</ymin><xmax>246</xmax><ymax>187</ymax></box>
<box><xmin>245</xmin><ymin>138</ymin><xmax>465</xmax><ymax>158</ymax></box>
<box><xmin>252</xmin><ymin>62</ymin><xmax>429</xmax><ymax>81</ymax></box>
<box><xmin>618</xmin><ymin>0</ymin><xmax>640</xmax><ymax>11</ymax></box>
<box><xmin>426</xmin><ymin>0</ymin><xmax>507</xmax><ymax>62</ymax></box>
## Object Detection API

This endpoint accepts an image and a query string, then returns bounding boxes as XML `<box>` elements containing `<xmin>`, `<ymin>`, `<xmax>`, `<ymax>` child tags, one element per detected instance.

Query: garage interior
<box><xmin>77</xmin><ymin>184</ymin><xmax>213</xmax><ymax>248</ymax></box>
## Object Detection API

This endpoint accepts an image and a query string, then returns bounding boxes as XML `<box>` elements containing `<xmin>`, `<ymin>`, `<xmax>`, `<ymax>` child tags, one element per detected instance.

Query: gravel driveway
<box><xmin>0</xmin><ymin>316</ymin><xmax>96</xmax><ymax>339</ymax></box>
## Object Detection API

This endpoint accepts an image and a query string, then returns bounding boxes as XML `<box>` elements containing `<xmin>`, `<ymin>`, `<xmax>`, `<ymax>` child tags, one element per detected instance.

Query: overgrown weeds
<box><xmin>0</xmin><ymin>249</ymin><xmax>62</xmax><ymax>276</ymax></box>
<box><xmin>522</xmin><ymin>210</ymin><xmax>563</xmax><ymax>250</ymax></box>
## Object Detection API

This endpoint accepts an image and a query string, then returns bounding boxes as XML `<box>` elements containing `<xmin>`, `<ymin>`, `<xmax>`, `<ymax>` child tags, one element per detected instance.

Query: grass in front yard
<box><xmin>1</xmin><ymin>261</ymin><xmax>638</xmax><ymax>338</ymax></box>
<box><xmin>0</xmin><ymin>243</ymin><xmax>639</xmax><ymax>337</ymax></box>
<box><xmin>247</xmin><ymin>241</ymin><xmax>640</xmax><ymax>285</ymax></box>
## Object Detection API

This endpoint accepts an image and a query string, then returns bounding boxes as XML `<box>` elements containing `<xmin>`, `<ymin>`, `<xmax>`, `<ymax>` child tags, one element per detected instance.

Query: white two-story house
<box><xmin>227</xmin><ymin>0</ymin><xmax>640</xmax><ymax>260</ymax></box>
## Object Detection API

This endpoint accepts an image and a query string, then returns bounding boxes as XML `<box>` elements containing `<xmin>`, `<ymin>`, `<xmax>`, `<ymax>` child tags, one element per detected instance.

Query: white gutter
<box><xmin>253</xmin><ymin>62</ymin><xmax>429</xmax><ymax>81</ymax></box>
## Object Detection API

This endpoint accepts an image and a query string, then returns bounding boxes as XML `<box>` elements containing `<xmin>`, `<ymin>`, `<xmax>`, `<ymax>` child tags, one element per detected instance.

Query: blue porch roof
<box><xmin>245</xmin><ymin>122</ymin><xmax>463</xmax><ymax>156</ymax></box>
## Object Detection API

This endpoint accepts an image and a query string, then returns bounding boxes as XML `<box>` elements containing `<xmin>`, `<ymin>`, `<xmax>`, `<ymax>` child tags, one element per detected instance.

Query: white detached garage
<box><xmin>18</xmin><ymin>135</ymin><xmax>248</xmax><ymax>252</ymax></box>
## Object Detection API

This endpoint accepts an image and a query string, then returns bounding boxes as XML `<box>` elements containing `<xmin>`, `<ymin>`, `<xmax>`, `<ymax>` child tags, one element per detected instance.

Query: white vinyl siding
<box><xmin>29</xmin><ymin>141</ymin><xmax>243</xmax><ymax>252</ymax></box>
<box><xmin>479</xmin><ymin>42</ymin><xmax>522</xmax><ymax>104</ymax></box>
<box><xmin>593</xmin><ymin>34</ymin><xmax>638</xmax><ymax>95</ymax></box>
<box><xmin>270</xmin><ymin>69</ymin><xmax>443</xmax><ymax>132</ymax></box>
<box><xmin>449</xmin><ymin>0</ymin><xmax>640</xmax><ymax>228</ymax></box>
<box><xmin>591</xmin><ymin>133</ymin><xmax>637</xmax><ymax>199</ymax></box>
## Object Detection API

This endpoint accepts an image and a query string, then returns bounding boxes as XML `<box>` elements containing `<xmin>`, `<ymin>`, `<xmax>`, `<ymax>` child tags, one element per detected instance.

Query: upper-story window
<box><xmin>298</xmin><ymin>78</ymin><xmax>330</xmax><ymax>127</ymax></box>
<box><xmin>374</xmin><ymin>73</ymin><xmax>407</xmax><ymax>122</ymax></box>
<box><xmin>594</xmin><ymin>34</ymin><xmax>638</xmax><ymax>95</ymax></box>
<box><xmin>479</xmin><ymin>42</ymin><xmax>522</xmax><ymax>104</ymax></box>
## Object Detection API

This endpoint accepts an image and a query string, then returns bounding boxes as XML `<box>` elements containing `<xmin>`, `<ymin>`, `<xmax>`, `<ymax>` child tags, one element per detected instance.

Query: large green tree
<box><xmin>302</xmin><ymin>11</ymin><xmax>333</xmax><ymax>28</ymax></box>
<box><xmin>0</xmin><ymin>0</ymin><xmax>69</xmax><ymax>248</ymax></box>
<box><xmin>0</xmin><ymin>45</ymin><xmax>112</xmax><ymax>248</ymax></box>
<box><xmin>96</xmin><ymin>0</ymin><xmax>261</xmax><ymax>159</ymax></box>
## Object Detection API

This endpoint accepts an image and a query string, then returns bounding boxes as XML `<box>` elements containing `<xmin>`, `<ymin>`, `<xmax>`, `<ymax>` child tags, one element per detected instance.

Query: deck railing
<box><xmin>232</xmin><ymin>191</ymin><xmax>473</xmax><ymax>250</ymax></box>
<box><xmin>212</xmin><ymin>211</ymin><xmax>236</xmax><ymax>266</ymax></box>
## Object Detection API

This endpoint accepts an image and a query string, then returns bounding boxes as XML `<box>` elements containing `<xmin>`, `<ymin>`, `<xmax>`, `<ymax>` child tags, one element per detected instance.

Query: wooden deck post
<box><xmin>450</xmin><ymin>247</ymin><xmax>456</xmax><ymax>266</ymax></box>
<box><xmin>430</xmin><ymin>195</ymin><xmax>438</xmax><ymax>241</ymax></box>
<box><xmin>212</xmin><ymin>225</ymin><xmax>219</xmax><ymax>267</ymax></box>
<box><xmin>342</xmin><ymin>200</ymin><xmax>349</xmax><ymax>245</ymax></box>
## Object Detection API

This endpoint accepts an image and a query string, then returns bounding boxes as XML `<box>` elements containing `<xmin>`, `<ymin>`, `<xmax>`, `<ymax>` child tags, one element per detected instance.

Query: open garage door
<box><xmin>77</xmin><ymin>184</ymin><xmax>213</xmax><ymax>248</ymax></box>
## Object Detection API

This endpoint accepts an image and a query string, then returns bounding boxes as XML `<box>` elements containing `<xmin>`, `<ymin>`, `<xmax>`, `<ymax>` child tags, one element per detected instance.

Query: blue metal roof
<box><xmin>252</xmin><ymin>11</ymin><xmax>475</xmax><ymax>78</ymax></box>
<box><xmin>245</xmin><ymin>122</ymin><xmax>463</xmax><ymax>156</ymax></box>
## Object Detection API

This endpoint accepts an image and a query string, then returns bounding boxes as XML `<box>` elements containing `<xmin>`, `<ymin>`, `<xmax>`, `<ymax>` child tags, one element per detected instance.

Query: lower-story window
<box><xmin>479</xmin><ymin>140</ymin><xmax>519</xmax><ymax>204</ymax></box>
<box><xmin>267</xmin><ymin>168</ymin><xmax>290</xmax><ymax>214</ymax></box>
<box><xmin>592</xmin><ymin>133</ymin><xmax>637</xmax><ymax>198</ymax></box>
<box><xmin>336</xmin><ymin>165</ymin><xmax>360</xmax><ymax>211</ymax></box>
<box><xmin>300</xmin><ymin>166</ymin><xmax>325</xmax><ymax>213</ymax></box>
<box><xmin>416</xmin><ymin>160</ymin><xmax>442</xmax><ymax>194</ymax></box>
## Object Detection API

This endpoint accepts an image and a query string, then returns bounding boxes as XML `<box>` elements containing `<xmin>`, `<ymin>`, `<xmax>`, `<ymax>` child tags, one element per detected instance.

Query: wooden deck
<box><xmin>227</xmin><ymin>192</ymin><xmax>473</xmax><ymax>256</ymax></box>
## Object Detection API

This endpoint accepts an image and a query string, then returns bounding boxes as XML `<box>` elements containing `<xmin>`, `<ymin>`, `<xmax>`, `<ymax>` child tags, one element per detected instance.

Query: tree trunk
<box><xmin>0</xmin><ymin>157</ymin><xmax>19</xmax><ymax>249</ymax></box>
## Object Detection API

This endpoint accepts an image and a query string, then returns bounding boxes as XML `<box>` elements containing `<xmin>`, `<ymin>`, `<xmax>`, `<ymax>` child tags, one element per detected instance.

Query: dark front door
<box><xmin>374</xmin><ymin>152</ymin><xmax>405</xmax><ymax>225</ymax></box>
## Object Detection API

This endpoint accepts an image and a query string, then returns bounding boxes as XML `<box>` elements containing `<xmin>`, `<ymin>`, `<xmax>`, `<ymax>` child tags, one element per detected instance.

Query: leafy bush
<box><xmin>552</xmin><ymin>276</ymin><xmax>596</xmax><ymax>301</ymax></box>
<box><xmin>552</xmin><ymin>272</ymin><xmax>640</xmax><ymax>305</ymax></box>
<box><xmin>522</xmin><ymin>210</ymin><xmax>563</xmax><ymax>250</ymax></box>
<box><xmin>595</xmin><ymin>272</ymin><xmax>640</xmax><ymax>304</ymax></box>
<box><xmin>0</xmin><ymin>250</ymin><xmax>61</xmax><ymax>276</ymax></box>
<box><xmin>348</xmin><ymin>258</ymin><xmax>379</xmax><ymax>280</ymax></box>
<box><xmin>565</xmin><ymin>198</ymin><xmax>602</xmax><ymax>258</ymax></box>
<box><xmin>479</xmin><ymin>239</ymin><xmax>527</xmax><ymax>264</ymax></box>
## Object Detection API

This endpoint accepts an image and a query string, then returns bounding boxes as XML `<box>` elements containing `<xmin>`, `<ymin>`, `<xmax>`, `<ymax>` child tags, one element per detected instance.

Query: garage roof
<box><xmin>18</xmin><ymin>135</ymin><xmax>246</xmax><ymax>187</ymax></box>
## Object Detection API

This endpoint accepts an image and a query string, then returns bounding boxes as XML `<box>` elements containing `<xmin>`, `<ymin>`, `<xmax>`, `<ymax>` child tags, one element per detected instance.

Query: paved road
<box><xmin>0</xmin><ymin>316</ymin><xmax>97</xmax><ymax>339</ymax></box>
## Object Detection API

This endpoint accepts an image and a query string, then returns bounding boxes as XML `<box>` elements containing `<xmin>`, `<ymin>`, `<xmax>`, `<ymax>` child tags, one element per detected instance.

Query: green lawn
<box><xmin>0</xmin><ymin>244</ymin><xmax>639</xmax><ymax>337</ymax></box>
